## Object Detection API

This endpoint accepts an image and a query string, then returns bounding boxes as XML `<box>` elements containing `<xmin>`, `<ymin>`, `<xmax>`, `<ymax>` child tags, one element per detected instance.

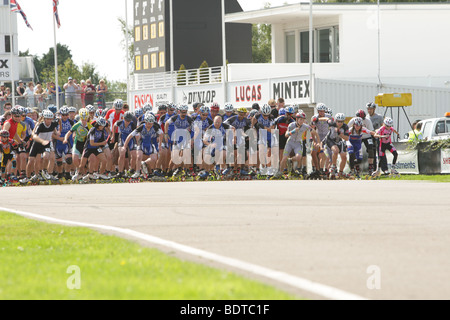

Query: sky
<box><xmin>15</xmin><ymin>0</ymin><xmax>300</xmax><ymax>83</ymax></box>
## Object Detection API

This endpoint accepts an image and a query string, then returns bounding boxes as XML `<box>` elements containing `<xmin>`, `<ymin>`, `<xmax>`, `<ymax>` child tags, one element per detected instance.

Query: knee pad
<box><xmin>368</xmin><ymin>146</ymin><xmax>375</xmax><ymax>159</ymax></box>
<box><xmin>66</xmin><ymin>157</ymin><xmax>73</xmax><ymax>165</ymax></box>
<box><xmin>56</xmin><ymin>161</ymin><xmax>63</xmax><ymax>167</ymax></box>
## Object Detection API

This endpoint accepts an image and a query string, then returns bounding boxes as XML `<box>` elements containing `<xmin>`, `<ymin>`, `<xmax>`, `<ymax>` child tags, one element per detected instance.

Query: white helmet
<box><xmin>113</xmin><ymin>99</ymin><xmax>124</xmax><ymax>110</ymax></box>
<box><xmin>134</xmin><ymin>108</ymin><xmax>144</xmax><ymax>118</ymax></box>
<box><xmin>42</xmin><ymin>109</ymin><xmax>54</xmax><ymax>119</ymax></box>
<box><xmin>96</xmin><ymin>117</ymin><xmax>107</xmax><ymax>127</ymax></box>
<box><xmin>261</xmin><ymin>104</ymin><xmax>271</xmax><ymax>115</ymax></box>
<box><xmin>384</xmin><ymin>117</ymin><xmax>394</xmax><ymax>127</ymax></box>
<box><xmin>144</xmin><ymin>112</ymin><xmax>156</xmax><ymax>123</ymax></box>
<box><xmin>178</xmin><ymin>104</ymin><xmax>189</xmax><ymax>112</ymax></box>
<box><xmin>335</xmin><ymin>113</ymin><xmax>346</xmax><ymax>122</ymax></box>
<box><xmin>353</xmin><ymin>117</ymin><xmax>364</xmax><ymax>127</ymax></box>
<box><xmin>86</xmin><ymin>104</ymin><xmax>96</xmax><ymax>113</ymax></box>
<box><xmin>317</xmin><ymin>103</ymin><xmax>327</xmax><ymax>112</ymax></box>
<box><xmin>224</xmin><ymin>103</ymin><xmax>234</xmax><ymax>113</ymax></box>
<box><xmin>143</xmin><ymin>102</ymin><xmax>152</xmax><ymax>113</ymax></box>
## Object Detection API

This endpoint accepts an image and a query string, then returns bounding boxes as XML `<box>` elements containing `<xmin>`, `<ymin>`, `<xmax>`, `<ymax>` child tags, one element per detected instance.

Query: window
<box><xmin>285</xmin><ymin>32</ymin><xmax>295</xmax><ymax>63</ymax></box>
<box><xmin>159</xmin><ymin>22</ymin><xmax>165</xmax><ymax>38</ymax></box>
<box><xmin>135</xmin><ymin>55</ymin><xmax>141</xmax><ymax>71</ymax></box>
<box><xmin>151</xmin><ymin>24</ymin><xmax>157</xmax><ymax>39</ymax></box>
<box><xmin>159</xmin><ymin>51</ymin><xmax>165</xmax><ymax>68</ymax></box>
<box><xmin>300</xmin><ymin>31</ymin><xmax>314</xmax><ymax>63</ymax></box>
<box><xmin>422</xmin><ymin>121</ymin><xmax>432</xmax><ymax>139</ymax></box>
<box><xmin>143</xmin><ymin>54</ymin><xmax>149</xmax><ymax>70</ymax></box>
<box><xmin>151</xmin><ymin>53</ymin><xmax>157</xmax><ymax>68</ymax></box>
<box><xmin>298</xmin><ymin>26</ymin><xmax>339</xmax><ymax>63</ymax></box>
<box><xmin>143</xmin><ymin>25</ymin><xmax>149</xmax><ymax>41</ymax></box>
<box><xmin>446</xmin><ymin>120</ymin><xmax>450</xmax><ymax>134</ymax></box>
<box><xmin>135</xmin><ymin>26</ymin><xmax>141</xmax><ymax>42</ymax></box>
<box><xmin>5</xmin><ymin>35</ymin><xmax>12</xmax><ymax>53</ymax></box>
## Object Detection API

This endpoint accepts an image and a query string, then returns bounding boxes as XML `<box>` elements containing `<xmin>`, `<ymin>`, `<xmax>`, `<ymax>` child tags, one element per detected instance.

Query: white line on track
<box><xmin>2</xmin><ymin>207</ymin><xmax>367</xmax><ymax>300</ymax></box>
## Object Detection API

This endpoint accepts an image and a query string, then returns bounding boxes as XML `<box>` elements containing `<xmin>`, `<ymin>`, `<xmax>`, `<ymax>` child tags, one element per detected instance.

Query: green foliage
<box><xmin>252</xmin><ymin>23</ymin><xmax>272</xmax><ymax>63</ymax></box>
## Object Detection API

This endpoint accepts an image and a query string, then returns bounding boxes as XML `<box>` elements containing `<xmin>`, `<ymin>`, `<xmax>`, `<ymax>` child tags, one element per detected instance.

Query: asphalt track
<box><xmin>2</xmin><ymin>179</ymin><xmax>450</xmax><ymax>300</ymax></box>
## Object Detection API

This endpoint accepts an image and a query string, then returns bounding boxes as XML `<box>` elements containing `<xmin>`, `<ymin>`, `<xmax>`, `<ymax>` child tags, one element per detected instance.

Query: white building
<box><xmin>0</xmin><ymin>3</ymin><xmax>35</xmax><ymax>86</ymax></box>
<box><xmin>130</xmin><ymin>2</ymin><xmax>450</xmax><ymax>137</ymax></box>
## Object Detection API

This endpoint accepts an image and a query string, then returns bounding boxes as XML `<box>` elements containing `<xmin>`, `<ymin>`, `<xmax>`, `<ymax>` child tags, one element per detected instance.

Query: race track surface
<box><xmin>2</xmin><ymin>180</ymin><xmax>449</xmax><ymax>300</ymax></box>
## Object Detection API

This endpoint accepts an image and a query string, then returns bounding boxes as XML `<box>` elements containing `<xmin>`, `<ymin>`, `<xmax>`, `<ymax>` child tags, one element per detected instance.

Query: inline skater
<box><xmin>347</xmin><ymin>117</ymin><xmax>379</xmax><ymax>178</ymax></box>
<box><xmin>20</xmin><ymin>110</ymin><xmax>60</xmax><ymax>184</ymax></box>
<box><xmin>203</xmin><ymin>116</ymin><xmax>234</xmax><ymax>175</ymax></box>
<box><xmin>274</xmin><ymin>106</ymin><xmax>295</xmax><ymax>171</ymax></box>
<box><xmin>222</xmin><ymin>103</ymin><xmax>237</xmax><ymax>122</ymax></box>
<box><xmin>279</xmin><ymin>111</ymin><xmax>319</xmax><ymax>177</ymax></box>
<box><xmin>54</xmin><ymin>106</ymin><xmax>75</xmax><ymax>179</ymax></box>
<box><xmin>366</xmin><ymin>102</ymin><xmax>384</xmax><ymax>172</ymax></box>
<box><xmin>224</xmin><ymin>107</ymin><xmax>252</xmax><ymax>176</ymax></box>
<box><xmin>164</xmin><ymin>104</ymin><xmax>194</xmax><ymax>177</ymax></box>
<box><xmin>323</xmin><ymin>113</ymin><xmax>349</xmax><ymax>179</ymax></box>
<box><xmin>124</xmin><ymin>112</ymin><xmax>163</xmax><ymax>179</ymax></box>
<box><xmin>251</xmin><ymin>104</ymin><xmax>275</xmax><ymax>176</ymax></box>
<box><xmin>111</xmin><ymin>110</ymin><xmax>137</xmax><ymax>178</ymax></box>
<box><xmin>193</xmin><ymin>105</ymin><xmax>213</xmax><ymax>172</ymax></box>
<box><xmin>310</xmin><ymin>103</ymin><xmax>332</xmax><ymax>178</ymax></box>
<box><xmin>348</xmin><ymin>109</ymin><xmax>376</xmax><ymax>175</ymax></box>
<box><xmin>79</xmin><ymin>117</ymin><xmax>110</xmax><ymax>181</ymax></box>
<box><xmin>0</xmin><ymin>130</ymin><xmax>19</xmax><ymax>184</ymax></box>
<box><xmin>372</xmin><ymin>117</ymin><xmax>401</xmax><ymax>177</ymax></box>
<box><xmin>65</xmin><ymin>108</ymin><xmax>92</xmax><ymax>181</ymax></box>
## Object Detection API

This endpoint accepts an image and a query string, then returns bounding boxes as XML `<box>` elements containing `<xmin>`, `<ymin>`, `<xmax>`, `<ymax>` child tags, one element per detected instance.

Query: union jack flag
<box><xmin>53</xmin><ymin>0</ymin><xmax>61</xmax><ymax>28</ymax></box>
<box><xmin>10</xmin><ymin>0</ymin><xmax>33</xmax><ymax>31</ymax></box>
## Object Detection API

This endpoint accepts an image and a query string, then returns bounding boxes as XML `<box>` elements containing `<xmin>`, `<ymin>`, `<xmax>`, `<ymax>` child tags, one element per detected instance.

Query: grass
<box><xmin>378</xmin><ymin>174</ymin><xmax>450</xmax><ymax>183</ymax></box>
<box><xmin>0</xmin><ymin>211</ymin><xmax>299</xmax><ymax>300</ymax></box>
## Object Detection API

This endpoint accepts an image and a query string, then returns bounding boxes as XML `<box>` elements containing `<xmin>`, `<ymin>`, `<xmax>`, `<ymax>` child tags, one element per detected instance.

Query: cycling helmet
<box><xmin>143</xmin><ymin>102</ymin><xmax>152</xmax><ymax>113</ymax></box>
<box><xmin>86</xmin><ymin>104</ymin><xmax>96</xmax><ymax>113</ymax></box>
<box><xmin>113</xmin><ymin>99</ymin><xmax>124</xmax><ymax>110</ymax></box>
<box><xmin>144</xmin><ymin>112</ymin><xmax>156</xmax><ymax>123</ymax></box>
<box><xmin>285</xmin><ymin>106</ymin><xmax>295</xmax><ymax>114</ymax></box>
<box><xmin>11</xmin><ymin>107</ymin><xmax>21</xmax><ymax>116</ymax></box>
<box><xmin>278</xmin><ymin>108</ymin><xmax>286</xmax><ymax>116</ymax></box>
<box><xmin>26</xmin><ymin>107</ymin><xmax>33</xmax><ymax>114</ymax></box>
<box><xmin>18</xmin><ymin>106</ymin><xmax>27</xmax><ymax>116</ymax></box>
<box><xmin>251</xmin><ymin>103</ymin><xmax>260</xmax><ymax>111</ymax></box>
<box><xmin>356</xmin><ymin>109</ymin><xmax>366</xmax><ymax>119</ymax></box>
<box><xmin>178</xmin><ymin>104</ymin><xmax>189</xmax><ymax>112</ymax></box>
<box><xmin>248</xmin><ymin>109</ymin><xmax>258</xmax><ymax>118</ymax></box>
<box><xmin>261</xmin><ymin>104</ymin><xmax>271</xmax><ymax>115</ymax></box>
<box><xmin>353</xmin><ymin>117</ymin><xmax>364</xmax><ymax>127</ymax></box>
<box><xmin>60</xmin><ymin>106</ymin><xmax>70</xmax><ymax>115</ymax></box>
<box><xmin>79</xmin><ymin>108</ymin><xmax>89</xmax><ymax>121</ymax></box>
<box><xmin>210</xmin><ymin>102</ymin><xmax>220</xmax><ymax>111</ymax></box>
<box><xmin>123</xmin><ymin>111</ymin><xmax>134</xmax><ymax>122</ymax></box>
<box><xmin>224</xmin><ymin>103</ymin><xmax>234</xmax><ymax>113</ymax></box>
<box><xmin>134</xmin><ymin>108</ymin><xmax>144</xmax><ymax>118</ymax></box>
<box><xmin>96</xmin><ymin>117</ymin><xmax>107</xmax><ymax>127</ymax></box>
<box><xmin>296</xmin><ymin>112</ymin><xmax>306</xmax><ymax>119</ymax></box>
<box><xmin>199</xmin><ymin>105</ymin><xmax>209</xmax><ymax>114</ymax></box>
<box><xmin>335</xmin><ymin>113</ymin><xmax>346</xmax><ymax>122</ymax></box>
<box><xmin>292</xmin><ymin>104</ymin><xmax>300</xmax><ymax>113</ymax></box>
<box><xmin>366</xmin><ymin>102</ymin><xmax>376</xmax><ymax>109</ymax></box>
<box><xmin>47</xmin><ymin>104</ymin><xmax>57</xmax><ymax>114</ymax></box>
<box><xmin>384</xmin><ymin>117</ymin><xmax>394</xmax><ymax>127</ymax></box>
<box><xmin>101</xmin><ymin>108</ymin><xmax>109</xmax><ymax>117</ymax></box>
<box><xmin>158</xmin><ymin>104</ymin><xmax>167</xmax><ymax>111</ymax></box>
<box><xmin>316</xmin><ymin>103</ymin><xmax>327</xmax><ymax>112</ymax></box>
<box><xmin>327</xmin><ymin>107</ymin><xmax>333</xmax><ymax>116</ymax></box>
<box><xmin>43</xmin><ymin>109</ymin><xmax>55</xmax><ymax>119</ymax></box>
<box><xmin>0</xmin><ymin>130</ymin><xmax>10</xmax><ymax>138</ymax></box>
<box><xmin>236</xmin><ymin>107</ymin><xmax>247</xmax><ymax>113</ymax></box>
<box><xmin>68</xmin><ymin>107</ymin><xmax>77</xmax><ymax>113</ymax></box>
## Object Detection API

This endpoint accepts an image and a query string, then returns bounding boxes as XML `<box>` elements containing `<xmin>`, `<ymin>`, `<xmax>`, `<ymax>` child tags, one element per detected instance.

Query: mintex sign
<box><xmin>271</xmin><ymin>75</ymin><xmax>311</xmax><ymax>105</ymax></box>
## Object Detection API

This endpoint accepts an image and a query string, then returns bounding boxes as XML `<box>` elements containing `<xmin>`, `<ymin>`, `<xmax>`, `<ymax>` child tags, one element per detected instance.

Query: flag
<box><xmin>10</xmin><ymin>0</ymin><xmax>33</xmax><ymax>31</ymax></box>
<box><xmin>53</xmin><ymin>0</ymin><xmax>61</xmax><ymax>28</ymax></box>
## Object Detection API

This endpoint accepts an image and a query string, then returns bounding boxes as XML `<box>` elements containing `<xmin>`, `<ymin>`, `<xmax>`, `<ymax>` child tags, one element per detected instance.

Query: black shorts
<box><xmin>82</xmin><ymin>147</ymin><xmax>103</xmax><ymax>159</ymax></box>
<box><xmin>29</xmin><ymin>142</ymin><xmax>52</xmax><ymax>158</ymax></box>
<box><xmin>1</xmin><ymin>153</ymin><xmax>13</xmax><ymax>167</ymax></box>
<box><xmin>279</xmin><ymin>135</ymin><xmax>288</xmax><ymax>150</ymax></box>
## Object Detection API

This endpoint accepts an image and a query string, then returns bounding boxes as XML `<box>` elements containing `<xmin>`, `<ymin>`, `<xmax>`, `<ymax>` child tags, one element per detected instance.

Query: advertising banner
<box><xmin>132</xmin><ymin>88</ymin><xmax>172</xmax><ymax>110</ymax></box>
<box><xmin>441</xmin><ymin>149</ymin><xmax>450</xmax><ymax>174</ymax></box>
<box><xmin>228</xmin><ymin>80</ymin><xmax>270</xmax><ymax>108</ymax></box>
<box><xmin>386</xmin><ymin>146</ymin><xmax>419</xmax><ymax>174</ymax></box>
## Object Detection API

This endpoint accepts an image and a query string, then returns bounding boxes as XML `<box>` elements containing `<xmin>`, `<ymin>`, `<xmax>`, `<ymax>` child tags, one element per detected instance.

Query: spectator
<box><xmin>84</xmin><ymin>79</ymin><xmax>96</xmax><ymax>107</ymax></box>
<box><xmin>63</xmin><ymin>77</ymin><xmax>79</xmax><ymax>109</ymax></box>
<box><xmin>1</xmin><ymin>102</ymin><xmax>12</xmax><ymax>124</ymax></box>
<box><xmin>408</xmin><ymin>120</ymin><xmax>424</xmax><ymax>142</ymax></box>
<box><xmin>25</xmin><ymin>81</ymin><xmax>35</xmax><ymax>108</ymax></box>
<box><xmin>34</xmin><ymin>83</ymin><xmax>46</xmax><ymax>110</ymax></box>
<box><xmin>4</xmin><ymin>88</ymin><xmax>11</xmax><ymax>101</ymax></box>
<box><xmin>268</xmin><ymin>99</ymin><xmax>278</xmax><ymax>118</ymax></box>
<box><xmin>79</xmin><ymin>79</ymin><xmax>86</xmax><ymax>107</ymax></box>
<box><xmin>16</xmin><ymin>80</ymin><xmax>26</xmax><ymax>105</ymax></box>
<box><xmin>46</xmin><ymin>82</ymin><xmax>57</xmax><ymax>105</ymax></box>
<box><xmin>96</xmin><ymin>79</ymin><xmax>108</xmax><ymax>109</ymax></box>
<box><xmin>0</xmin><ymin>83</ymin><xmax>6</xmax><ymax>102</ymax></box>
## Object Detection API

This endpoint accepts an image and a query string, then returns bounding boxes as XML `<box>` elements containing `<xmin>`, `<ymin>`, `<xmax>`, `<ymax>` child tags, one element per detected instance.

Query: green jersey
<box><xmin>70</xmin><ymin>121</ymin><xmax>92</xmax><ymax>144</ymax></box>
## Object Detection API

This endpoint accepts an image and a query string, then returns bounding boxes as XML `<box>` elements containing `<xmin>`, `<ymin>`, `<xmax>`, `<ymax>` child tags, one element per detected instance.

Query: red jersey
<box><xmin>105</xmin><ymin>109</ymin><xmax>124</xmax><ymax>133</ymax></box>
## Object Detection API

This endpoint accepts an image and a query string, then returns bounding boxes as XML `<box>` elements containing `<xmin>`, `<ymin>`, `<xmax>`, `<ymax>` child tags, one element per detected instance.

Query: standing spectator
<box><xmin>268</xmin><ymin>99</ymin><xmax>278</xmax><ymax>118</ymax></box>
<box><xmin>84</xmin><ymin>79</ymin><xmax>96</xmax><ymax>107</ymax></box>
<box><xmin>74</xmin><ymin>79</ymin><xmax>83</xmax><ymax>108</ymax></box>
<box><xmin>63</xmin><ymin>77</ymin><xmax>79</xmax><ymax>109</ymax></box>
<box><xmin>79</xmin><ymin>80</ymin><xmax>86</xmax><ymax>107</ymax></box>
<box><xmin>96</xmin><ymin>79</ymin><xmax>108</xmax><ymax>109</ymax></box>
<box><xmin>16</xmin><ymin>80</ymin><xmax>26</xmax><ymax>106</ymax></box>
<box><xmin>0</xmin><ymin>83</ymin><xmax>6</xmax><ymax>101</ymax></box>
<box><xmin>4</xmin><ymin>88</ymin><xmax>11</xmax><ymax>102</ymax></box>
<box><xmin>34</xmin><ymin>83</ymin><xmax>46</xmax><ymax>110</ymax></box>
<box><xmin>25</xmin><ymin>81</ymin><xmax>35</xmax><ymax>108</ymax></box>
<box><xmin>46</xmin><ymin>82</ymin><xmax>57</xmax><ymax>106</ymax></box>
<box><xmin>1</xmin><ymin>102</ymin><xmax>12</xmax><ymax>124</ymax></box>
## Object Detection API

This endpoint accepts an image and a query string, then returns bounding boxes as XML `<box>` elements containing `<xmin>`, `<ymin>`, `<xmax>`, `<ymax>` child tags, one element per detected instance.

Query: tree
<box><xmin>118</xmin><ymin>17</ymin><xmax>134</xmax><ymax>76</ymax></box>
<box><xmin>251</xmin><ymin>2</ymin><xmax>272</xmax><ymax>63</ymax></box>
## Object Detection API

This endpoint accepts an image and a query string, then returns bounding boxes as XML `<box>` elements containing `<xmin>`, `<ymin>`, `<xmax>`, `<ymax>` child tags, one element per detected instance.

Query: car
<box><xmin>417</xmin><ymin>113</ymin><xmax>450</xmax><ymax>141</ymax></box>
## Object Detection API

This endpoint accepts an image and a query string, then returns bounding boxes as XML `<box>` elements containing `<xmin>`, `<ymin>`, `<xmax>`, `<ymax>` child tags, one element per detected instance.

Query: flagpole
<box><xmin>125</xmin><ymin>0</ymin><xmax>130</xmax><ymax>106</ymax></box>
<box><xmin>9</xmin><ymin>0</ymin><xmax>16</xmax><ymax>107</ymax></box>
<box><xmin>53</xmin><ymin>4</ymin><xmax>59</xmax><ymax>109</ymax></box>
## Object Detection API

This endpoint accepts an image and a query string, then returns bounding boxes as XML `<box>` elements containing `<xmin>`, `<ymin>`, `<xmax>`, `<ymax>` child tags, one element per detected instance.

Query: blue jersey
<box><xmin>167</xmin><ymin>114</ymin><xmax>194</xmax><ymax>144</ymax></box>
<box><xmin>85</xmin><ymin>127</ymin><xmax>107</xmax><ymax>149</ymax></box>
<box><xmin>116</xmin><ymin>120</ymin><xmax>136</xmax><ymax>143</ymax></box>
<box><xmin>132</xmin><ymin>123</ymin><xmax>162</xmax><ymax>146</ymax></box>
<box><xmin>23</xmin><ymin>116</ymin><xmax>35</xmax><ymax>139</ymax></box>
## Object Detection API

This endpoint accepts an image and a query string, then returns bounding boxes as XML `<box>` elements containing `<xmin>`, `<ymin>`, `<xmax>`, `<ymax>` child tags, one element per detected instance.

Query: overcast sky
<box><xmin>14</xmin><ymin>0</ymin><xmax>299</xmax><ymax>83</ymax></box>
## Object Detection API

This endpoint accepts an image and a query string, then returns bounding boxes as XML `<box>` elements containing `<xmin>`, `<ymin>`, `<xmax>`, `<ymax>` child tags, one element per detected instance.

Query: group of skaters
<box><xmin>0</xmin><ymin>98</ymin><xmax>401</xmax><ymax>185</ymax></box>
